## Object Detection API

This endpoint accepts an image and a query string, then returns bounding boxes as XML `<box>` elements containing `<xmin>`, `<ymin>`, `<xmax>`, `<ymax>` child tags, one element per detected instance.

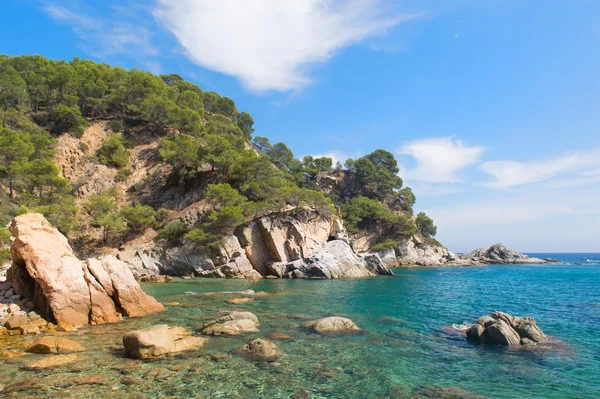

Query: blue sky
<box><xmin>2</xmin><ymin>0</ymin><xmax>600</xmax><ymax>252</ymax></box>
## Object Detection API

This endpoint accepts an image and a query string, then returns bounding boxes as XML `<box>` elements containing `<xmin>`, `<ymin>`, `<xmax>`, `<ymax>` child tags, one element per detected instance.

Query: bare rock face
<box><xmin>302</xmin><ymin>317</ymin><xmax>362</xmax><ymax>334</ymax></box>
<box><xmin>7</xmin><ymin>214</ymin><xmax>164</xmax><ymax>325</ymax></box>
<box><xmin>123</xmin><ymin>324</ymin><xmax>206</xmax><ymax>359</ymax></box>
<box><xmin>285</xmin><ymin>240</ymin><xmax>392</xmax><ymax>279</ymax></box>
<box><xmin>467</xmin><ymin>311</ymin><xmax>547</xmax><ymax>346</ymax></box>
<box><xmin>235</xmin><ymin>338</ymin><xmax>283</xmax><ymax>362</ymax></box>
<box><xmin>396</xmin><ymin>235</ymin><xmax>460</xmax><ymax>267</ymax></box>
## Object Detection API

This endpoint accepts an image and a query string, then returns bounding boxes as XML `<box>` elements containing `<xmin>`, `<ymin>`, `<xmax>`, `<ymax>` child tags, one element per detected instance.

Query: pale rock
<box><xmin>123</xmin><ymin>325</ymin><xmax>206</xmax><ymax>359</ymax></box>
<box><xmin>236</xmin><ymin>338</ymin><xmax>283</xmax><ymax>362</ymax></box>
<box><xmin>285</xmin><ymin>240</ymin><xmax>392</xmax><ymax>279</ymax></box>
<box><xmin>303</xmin><ymin>317</ymin><xmax>361</xmax><ymax>333</ymax></box>
<box><xmin>27</xmin><ymin>336</ymin><xmax>86</xmax><ymax>353</ymax></box>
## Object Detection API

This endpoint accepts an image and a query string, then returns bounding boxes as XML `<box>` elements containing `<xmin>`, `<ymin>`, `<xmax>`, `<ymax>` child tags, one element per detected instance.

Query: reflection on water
<box><xmin>1</xmin><ymin>262</ymin><xmax>599</xmax><ymax>398</ymax></box>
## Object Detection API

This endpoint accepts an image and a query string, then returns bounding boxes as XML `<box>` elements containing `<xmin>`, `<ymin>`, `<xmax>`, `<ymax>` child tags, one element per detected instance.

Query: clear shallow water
<box><xmin>1</xmin><ymin>254</ymin><xmax>599</xmax><ymax>398</ymax></box>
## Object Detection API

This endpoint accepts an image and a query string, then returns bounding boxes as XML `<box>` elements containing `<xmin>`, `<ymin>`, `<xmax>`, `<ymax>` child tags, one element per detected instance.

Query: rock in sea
<box><xmin>123</xmin><ymin>324</ymin><xmax>206</xmax><ymax>359</ymax></box>
<box><xmin>302</xmin><ymin>316</ymin><xmax>362</xmax><ymax>334</ymax></box>
<box><xmin>466</xmin><ymin>311</ymin><xmax>547</xmax><ymax>346</ymax></box>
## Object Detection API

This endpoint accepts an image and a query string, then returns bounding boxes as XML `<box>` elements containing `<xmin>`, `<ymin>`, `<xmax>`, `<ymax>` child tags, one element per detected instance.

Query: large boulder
<box><xmin>201</xmin><ymin>311</ymin><xmax>259</xmax><ymax>336</ymax></box>
<box><xmin>396</xmin><ymin>235</ymin><xmax>459</xmax><ymax>266</ymax></box>
<box><xmin>123</xmin><ymin>325</ymin><xmax>206</xmax><ymax>359</ymax></box>
<box><xmin>235</xmin><ymin>338</ymin><xmax>283</xmax><ymax>362</ymax></box>
<box><xmin>285</xmin><ymin>240</ymin><xmax>392</xmax><ymax>278</ymax></box>
<box><xmin>7</xmin><ymin>214</ymin><xmax>164</xmax><ymax>325</ymax></box>
<box><xmin>466</xmin><ymin>312</ymin><xmax>547</xmax><ymax>346</ymax></box>
<box><xmin>302</xmin><ymin>317</ymin><xmax>361</xmax><ymax>334</ymax></box>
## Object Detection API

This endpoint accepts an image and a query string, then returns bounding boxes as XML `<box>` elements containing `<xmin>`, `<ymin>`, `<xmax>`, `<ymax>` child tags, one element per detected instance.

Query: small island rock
<box><xmin>467</xmin><ymin>311</ymin><xmax>547</xmax><ymax>346</ymax></box>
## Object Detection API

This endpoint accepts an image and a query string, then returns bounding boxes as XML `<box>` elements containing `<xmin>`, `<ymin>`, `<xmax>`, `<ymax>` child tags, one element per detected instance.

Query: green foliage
<box><xmin>416</xmin><ymin>212</ymin><xmax>437</xmax><ymax>238</ymax></box>
<box><xmin>252</xmin><ymin>136</ymin><xmax>272</xmax><ymax>154</ymax></box>
<box><xmin>345</xmin><ymin>150</ymin><xmax>403</xmax><ymax>200</ymax></box>
<box><xmin>268</xmin><ymin>142</ymin><xmax>294</xmax><ymax>170</ymax></box>
<box><xmin>208</xmin><ymin>206</ymin><xmax>246</xmax><ymax>234</ymax></box>
<box><xmin>93</xmin><ymin>211</ymin><xmax>128</xmax><ymax>241</ymax></box>
<box><xmin>120</xmin><ymin>203</ymin><xmax>156</xmax><ymax>231</ymax></box>
<box><xmin>185</xmin><ymin>228</ymin><xmax>222</xmax><ymax>251</ymax></box>
<box><xmin>0</xmin><ymin>226</ymin><xmax>11</xmax><ymax>247</ymax></box>
<box><xmin>52</xmin><ymin>104</ymin><xmax>86</xmax><ymax>136</ymax></box>
<box><xmin>98</xmin><ymin>134</ymin><xmax>130</xmax><ymax>167</ymax></box>
<box><xmin>115</xmin><ymin>168</ymin><xmax>132</xmax><ymax>182</ymax></box>
<box><xmin>106</xmin><ymin>119</ymin><xmax>124</xmax><ymax>133</ymax></box>
<box><xmin>156</xmin><ymin>220</ymin><xmax>188</xmax><ymax>244</ymax></box>
<box><xmin>342</xmin><ymin>196</ymin><xmax>416</xmax><ymax>239</ymax></box>
<box><xmin>206</xmin><ymin>183</ymin><xmax>247</xmax><ymax>208</ymax></box>
<box><xmin>370</xmin><ymin>239</ymin><xmax>398</xmax><ymax>252</ymax></box>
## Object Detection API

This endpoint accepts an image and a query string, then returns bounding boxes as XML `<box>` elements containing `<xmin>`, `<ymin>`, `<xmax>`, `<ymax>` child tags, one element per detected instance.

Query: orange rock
<box><xmin>227</xmin><ymin>298</ymin><xmax>252</xmax><ymax>304</ymax></box>
<box><xmin>25</xmin><ymin>354</ymin><xmax>79</xmax><ymax>370</ymax></box>
<box><xmin>26</xmin><ymin>336</ymin><xmax>86</xmax><ymax>354</ymax></box>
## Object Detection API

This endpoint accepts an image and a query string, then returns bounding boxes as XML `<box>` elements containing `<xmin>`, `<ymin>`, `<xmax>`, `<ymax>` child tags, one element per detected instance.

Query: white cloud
<box><xmin>153</xmin><ymin>0</ymin><xmax>419</xmax><ymax>92</ymax></box>
<box><xmin>398</xmin><ymin>137</ymin><xmax>486</xmax><ymax>183</ymax></box>
<box><xmin>482</xmin><ymin>148</ymin><xmax>600</xmax><ymax>189</ymax></box>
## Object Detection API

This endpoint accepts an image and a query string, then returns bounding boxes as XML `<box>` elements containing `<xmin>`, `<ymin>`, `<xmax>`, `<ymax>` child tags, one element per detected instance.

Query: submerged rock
<box><xmin>302</xmin><ymin>317</ymin><xmax>361</xmax><ymax>334</ymax></box>
<box><xmin>7</xmin><ymin>214</ymin><xmax>164</xmax><ymax>325</ymax></box>
<box><xmin>467</xmin><ymin>311</ymin><xmax>547</xmax><ymax>346</ymax></box>
<box><xmin>123</xmin><ymin>324</ymin><xmax>206</xmax><ymax>359</ymax></box>
<box><xmin>201</xmin><ymin>311</ymin><xmax>259</xmax><ymax>336</ymax></box>
<box><xmin>235</xmin><ymin>338</ymin><xmax>283</xmax><ymax>362</ymax></box>
<box><xmin>24</xmin><ymin>353</ymin><xmax>80</xmax><ymax>370</ymax></box>
<box><xmin>26</xmin><ymin>337</ymin><xmax>86</xmax><ymax>354</ymax></box>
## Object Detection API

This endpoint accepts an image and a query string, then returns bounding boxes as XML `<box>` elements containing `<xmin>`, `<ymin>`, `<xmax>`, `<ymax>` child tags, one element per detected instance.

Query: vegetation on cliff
<box><xmin>0</xmin><ymin>54</ymin><xmax>437</xmax><ymax>256</ymax></box>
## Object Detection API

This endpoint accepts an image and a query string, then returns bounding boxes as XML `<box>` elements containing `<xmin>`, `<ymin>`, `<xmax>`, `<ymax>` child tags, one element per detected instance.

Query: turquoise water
<box><xmin>2</xmin><ymin>254</ymin><xmax>599</xmax><ymax>398</ymax></box>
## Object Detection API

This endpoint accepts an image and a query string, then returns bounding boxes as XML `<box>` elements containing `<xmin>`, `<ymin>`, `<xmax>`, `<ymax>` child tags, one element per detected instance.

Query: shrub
<box><xmin>98</xmin><ymin>134</ymin><xmax>130</xmax><ymax>168</ymax></box>
<box><xmin>185</xmin><ymin>228</ymin><xmax>222</xmax><ymax>251</ymax></box>
<box><xmin>120</xmin><ymin>203</ymin><xmax>156</xmax><ymax>230</ymax></box>
<box><xmin>370</xmin><ymin>239</ymin><xmax>398</xmax><ymax>252</ymax></box>
<box><xmin>106</xmin><ymin>119</ymin><xmax>124</xmax><ymax>133</ymax></box>
<box><xmin>416</xmin><ymin>212</ymin><xmax>437</xmax><ymax>238</ymax></box>
<box><xmin>156</xmin><ymin>221</ymin><xmax>188</xmax><ymax>244</ymax></box>
<box><xmin>115</xmin><ymin>168</ymin><xmax>131</xmax><ymax>182</ymax></box>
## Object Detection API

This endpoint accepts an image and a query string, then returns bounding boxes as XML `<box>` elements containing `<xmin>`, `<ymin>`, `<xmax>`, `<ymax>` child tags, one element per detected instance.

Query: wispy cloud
<box><xmin>153</xmin><ymin>0</ymin><xmax>421</xmax><ymax>92</ymax></box>
<box><xmin>310</xmin><ymin>151</ymin><xmax>355</xmax><ymax>166</ymax></box>
<box><xmin>41</xmin><ymin>1</ymin><xmax>158</xmax><ymax>58</ymax></box>
<box><xmin>398</xmin><ymin>137</ymin><xmax>486</xmax><ymax>183</ymax></box>
<box><xmin>482</xmin><ymin>148</ymin><xmax>600</xmax><ymax>189</ymax></box>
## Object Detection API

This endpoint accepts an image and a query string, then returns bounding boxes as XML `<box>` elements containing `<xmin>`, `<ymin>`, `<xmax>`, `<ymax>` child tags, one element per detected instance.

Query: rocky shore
<box><xmin>374</xmin><ymin>238</ymin><xmax>557</xmax><ymax>268</ymax></box>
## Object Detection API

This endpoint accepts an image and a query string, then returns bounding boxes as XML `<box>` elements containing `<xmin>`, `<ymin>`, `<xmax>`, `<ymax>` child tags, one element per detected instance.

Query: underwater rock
<box><xmin>467</xmin><ymin>311</ymin><xmax>547</xmax><ymax>346</ymax></box>
<box><xmin>227</xmin><ymin>297</ymin><xmax>252</xmax><ymax>304</ymax></box>
<box><xmin>302</xmin><ymin>317</ymin><xmax>361</xmax><ymax>334</ymax></box>
<box><xmin>123</xmin><ymin>324</ymin><xmax>206</xmax><ymax>359</ymax></box>
<box><xmin>26</xmin><ymin>337</ymin><xmax>86</xmax><ymax>354</ymax></box>
<box><xmin>201</xmin><ymin>311</ymin><xmax>259</xmax><ymax>336</ymax></box>
<box><xmin>235</xmin><ymin>338</ymin><xmax>283</xmax><ymax>362</ymax></box>
<box><xmin>24</xmin><ymin>353</ymin><xmax>80</xmax><ymax>370</ymax></box>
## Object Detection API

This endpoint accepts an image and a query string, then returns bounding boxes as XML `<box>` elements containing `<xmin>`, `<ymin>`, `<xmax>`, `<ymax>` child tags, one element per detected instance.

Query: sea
<box><xmin>1</xmin><ymin>253</ymin><xmax>599</xmax><ymax>398</ymax></box>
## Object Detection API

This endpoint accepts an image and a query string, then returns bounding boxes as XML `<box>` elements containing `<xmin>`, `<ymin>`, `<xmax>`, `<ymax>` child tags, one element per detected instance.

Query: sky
<box><xmin>2</xmin><ymin>0</ymin><xmax>600</xmax><ymax>253</ymax></box>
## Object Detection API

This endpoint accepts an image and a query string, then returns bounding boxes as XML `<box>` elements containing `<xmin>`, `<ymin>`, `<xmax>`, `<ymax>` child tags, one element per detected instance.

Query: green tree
<box><xmin>252</xmin><ymin>136</ymin><xmax>272</xmax><ymax>154</ymax></box>
<box><xmin>206</xmin><ymin>183</ymin><xmax>248</xmax><ymax>208</ymax></box>
<box><xmin>268</xmin><ymin>142</ymin><xmax>293</xmax><ymax>170</ymax></box>
<box><xmin>237</xmin><ymin>111</ymin><xmax>254</xmax><ymax>140</ymax></box>
<box><xmin>0</xmin><ymin>62</ymin><xmax>28</xmax><ymax>110</ymax></box>
<box><xmin>98</xmin><ymin>134</ymin><xmax>130</xmax><ymax>167</ymax></box>
<box><xmin>416</xmin><ymin>212</ymin><xmax>437</xmax><ymax>238</ymax></box>
<box><xmin>120</xmin><ymin>203</ymin><xmax>156</xmax><ymax>231</ymax></box>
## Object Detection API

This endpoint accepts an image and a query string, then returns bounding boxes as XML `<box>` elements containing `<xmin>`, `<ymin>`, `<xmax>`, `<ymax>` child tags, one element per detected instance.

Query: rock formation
<box><xmin>235</xmin><ymin>338</ymin><xmax>283</xmax><ymax>362</ymax></box>
<box><xmin>459</xmin><ymin>244</ymin><xmax>554</xmax><ymax>264</ymax></box>
<box><xmin>466</xmin><ymin>311</ymin><xmax>547</xmax><ymax>346</ymax></box>
<box><xmin>386</xmin><ymin>239</ymin><xmax>554</xmax><ymax>267</ymax></box>
<box><xmin>123</xmin><ymin>325</ymin><xmax>206</xmax><ymax>359</ymax></box>
<box><xmin>7</xmin><ymin>213</ymin><xmax>164</xmax><ymax>325</ymax></box>
<box><xmin>162</xmin><ymin>212</ymin><xmax>392</xmax><ymax>279</ymax></box>
<box><xmin>201</xmin><ymin>311</ymin><xmax>260</xmax><ymax>336</ymax></box>
<box><xmin>302</xmin><ymin>317</ymin><xmax>362</xmax><ymax>334</ymax></box>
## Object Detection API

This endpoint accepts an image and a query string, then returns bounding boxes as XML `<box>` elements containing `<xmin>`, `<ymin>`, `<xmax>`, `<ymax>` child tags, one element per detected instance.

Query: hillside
<box><xmin>0</xmin><ymin>54</ymin><xmax>442</xmax><ymax>276</ymax></box>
